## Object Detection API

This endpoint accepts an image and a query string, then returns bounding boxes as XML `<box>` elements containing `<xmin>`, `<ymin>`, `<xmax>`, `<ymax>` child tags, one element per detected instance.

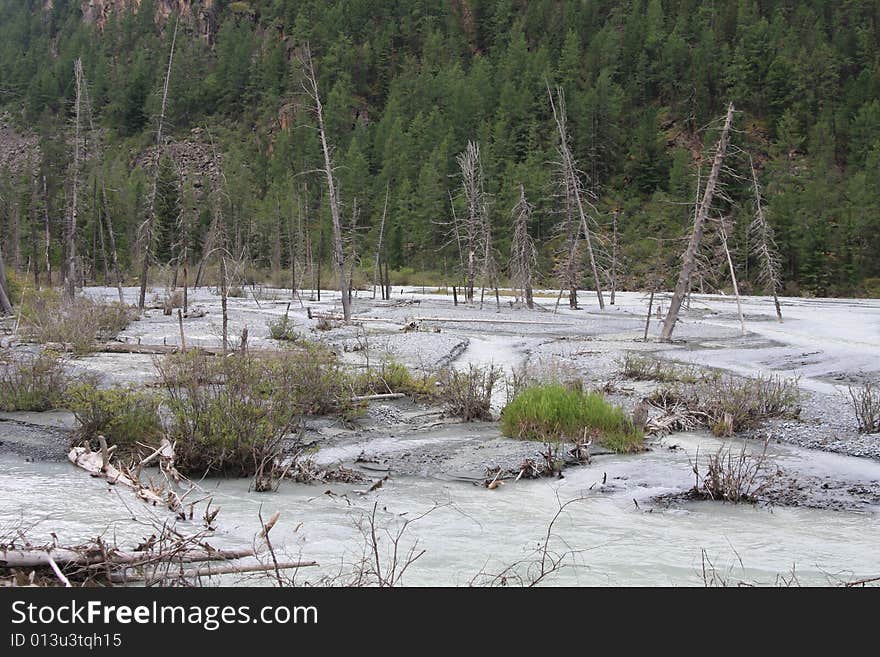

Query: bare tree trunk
<box><xmin>64</xmin><ymin>59</ymin><xmax>84</xmax><ymax>302</ymax></box>
<box><xmin>182</xmin><ymin>246</ymin><xmax>188</xmax><ymax>314</ymax></box>
<box><xmin>749</xmin><ymin>155</ymin><xmax>783</xmax><ymax>322</ymax></box>
<box><xmin>457</xmin><ymin>141</ymin><xmax>493</xmax><ymax>305</ymax></box>
<box><xmin>373</xmin><ymin>183</ymin><xmax>389</xmax><ymax>299</ymax></box>
<box><xmin>138</xmin><ymin>19</ymin><xmax>178</xmax><ymax>311</ymax></box>
<box><xmin>300</xmin><ymin>43</ymin><xmax>350</xmax><ymax>321</ymax></box>
<box><xmin>548</xmin><ymin>86</ymin><xmax>605</xmax><ymax>309</ymax></box>
<box><xmin>643</xmin><ymin>290</ymin><xmax>655</xmax><ymax>340</ymax></box>
<box><xmin>719</xmin><ymin>223</ymin><xmax>745</xmax><ymax>335</ymax></box>
<box><xmin>100</xmin><ymin>179</ymin><xmax>124</xmax><ymax>303</ymax></box>
<box><xmin>660</xmin><ymin>103</ymin><xmax>735</xmax><ymax>341</ymax></box>
<box><xmin>30</xmin><ymin>172</ymin><xmax>40</xmax><ymax>286</ymax></box>
<box><xmin>305</xmin><ymin>214</ymin><xmax>316</xmax><ymax>301</ymax></box>
<box><xmin>42</xmin><ymin>176</ymin><xmax>52</xmax><ymax>286</ymax></box>
<box><xmin>610</xmin><ymin>208</ymin><xmax>619</xmax><ymax>305</ymax></box>
<box><xmin>287</xmin><ymin>197</ymin><xmax>297</xmax><ymax>300</ymax></box>
<box><xmin>0</xmin><ymin>244</ymin><xmax>13</xmax><ymax>314</ymax></box>
<box><xmin>220</xmin><ymin>253</ymin><xmax>228</xmax><ymax>353</ymax></box>
<box><xmin>10</xmin><ymin>202</ymin><xmax>20</xmax><ymax>273</ymax></box>
<box><xmin>510</xmin><ymin>184</ymin><xmax>537</xmax><ymax>309</ymax></box>
<box><xmin>96</xmin><ymin>202</ymin><xmax>109</xmax><ymax>285</ymax></box>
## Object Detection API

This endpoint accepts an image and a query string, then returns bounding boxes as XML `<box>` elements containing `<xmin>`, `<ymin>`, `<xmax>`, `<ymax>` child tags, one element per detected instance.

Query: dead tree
<box><xmin>137</xmin><ymin>18</ymin><xmax>178</xmax><ymax>311</ymax></box>
<box><xmin>9</xmin><ymin>201</ymin><xmax>20</xmax><ymax>273</ymax></box>
<box><xmin>0</xmin><ymin>244</ymin><xmax>13</xmax><ymax>314</ymax></box>
<box><xmin>42</xmin><ymin>176</ymin><xmax>51</xmax><ymax>286</ymax></box>
<box><xmin>660</xmin><ymin>103</ymin><xmax>735</xmax><ymax>341</ymax></box>
<box><xmin>717</xmin><ymin>217</ymin><xmax>746</xmax><ymax>335</ymax></box>
<box><xmin>456</xmin><ymin>141</ymin><xmax>494</xmax><ymax>304</ymax></box>
<box><xmin>30</xmin><ymin>170</ymin><xmax>40</xmax><ymax>286</ymax></box>
<box><xmin>79</xmin><ymin>64</ymin><xmax>124</xmax><ymax>303</ymax></box>
<box><xmin>64</xmin><ymin>59</ymin><xmax>84</xmax><ymax>302</ymax></box>
<box><xmin>610</xmin><ymin>208</ymin><xmax>620</xmax><ymax>305</ymax></box>
<box><xmin>373</xmin><ymin>183</ymin><xmax>389</xmax><ymax>299</ymax></box>
<box><xmin>548</xmin><ymin>85</ymin><xmax>605</xmax><ymax>309</ymax></box>
<box><xmin>748</xmin><ymin>156</ymin><xmax>783</xmax><ymax>321</ymax></box>
<box><xmin>552</xmin><ymin>171</ymin><xmax>583</xmax><ymax>310</ymax></box>
<box><xmin>299</xmin><ymin>43</ymin><xmax>351</xmax><ymax>322</ymax></box>
<box><xmin>510</xmin><ymin>184</ymin><xmax>538</xmax><ymax>309</ymax></box>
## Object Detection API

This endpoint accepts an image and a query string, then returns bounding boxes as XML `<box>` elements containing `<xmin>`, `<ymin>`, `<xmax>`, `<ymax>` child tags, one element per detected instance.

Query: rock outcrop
<box><xmin>80</xmin><ymin>0</ymin><xmax>218</xmax><ymax>42</ymax></box>
<box><xmin>0</xmin><ymin>116</ymin><xmax>40</xmax><ymax>178</ymax></box>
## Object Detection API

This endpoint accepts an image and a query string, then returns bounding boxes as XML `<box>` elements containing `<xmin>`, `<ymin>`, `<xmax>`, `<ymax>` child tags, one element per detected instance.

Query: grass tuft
<box><xmin>501</xmin><ymin>384</ymin><xmax>644</xmax><ymax>453</ymax></box>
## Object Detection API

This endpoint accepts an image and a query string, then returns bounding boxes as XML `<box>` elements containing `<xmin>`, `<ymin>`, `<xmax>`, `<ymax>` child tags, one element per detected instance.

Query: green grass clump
<box><xmin>501</xmin><ymin>384</ymin><xmax>644</xmax><ymax>453</ymax></box>
<box><xmin>66</xmin><ymin>382</ymin><xmax>163</xmax><ymax>456</ymax></box>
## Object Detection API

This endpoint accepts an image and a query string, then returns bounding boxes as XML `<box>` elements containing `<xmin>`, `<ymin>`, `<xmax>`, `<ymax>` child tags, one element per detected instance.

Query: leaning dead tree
<box><xmin>137</xmin><ymin>18</ymin><xmax>178</xmax><ymax>311</ymax></box>
<box><xmin>548</xmin><ymin>85</ymin><xmax>605</xmax><ymax>309</ymax></box>
<box><xmin>299</xmin><ymin>43</ymin><xmax>351</xmax><ymax>321</ymax></box>
<box><xmin>748</xmin><ymin>156</ymin><xmax>783</xmax><ymax>321</ymax></box>
<box><xmin>510</xmin><ymin>184</ymin><xmax>538</xmax><ymax>309</ymax></box>
<box><xmin>63</xmin><ymin>59</ymin><xmax>84</xmax><ymax>302</ymax></box>
<box><xmin>660</xmin><ymin>103</ymin><xmax>736</xmax><ymax>341</ymax></box>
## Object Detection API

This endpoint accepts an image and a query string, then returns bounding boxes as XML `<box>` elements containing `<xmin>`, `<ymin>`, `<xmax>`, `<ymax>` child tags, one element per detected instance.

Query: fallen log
<box><xmin>68</xmin><ymin>444</ymin><xmax>164</xmax><ymax>505</ymax></box>
<box><xmin>108</xmin><ymin>560</ymin><xmax>318</xmax><ymax>583</ymax></box>
<box><xmin>43</xmin><ymin>342</ymin><xmax>279</xmax><ymax>356</ymax></box>
<box><xmin>1</xmin><ymin>547</ymin><xmax>254</xmax><ymax>569</ymax></box>
<box><xmin>413</xmin><ymin>316</ymin><xmax>567</xmax><ymax>325</ymax></box>
<box><xmin>307</xmin><ymin>310</ymin><xmax>392</xmax><ymax>324</ymax></box>
<box><xmin>351</xmin><ymin>393</ymin><xmax>406</xmax><ymax>402</ymax></box>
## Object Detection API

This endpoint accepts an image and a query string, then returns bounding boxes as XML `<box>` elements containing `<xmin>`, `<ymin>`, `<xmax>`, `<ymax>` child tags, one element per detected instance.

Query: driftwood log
<box><xmin>68</xmin><ymin>444</ymin><xmax>165</xmax><ymax>505</ymax></box>
<box><xmin>0</xmin><ymin>547</ymin><xmax>254</xmax><ymax>570</ymax></box>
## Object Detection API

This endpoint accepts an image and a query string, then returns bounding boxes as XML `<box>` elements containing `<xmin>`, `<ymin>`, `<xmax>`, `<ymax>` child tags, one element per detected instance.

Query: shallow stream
<box><xmin>2</xmin><ymin>432</ymin><xmax>877</xmax><ymax>586</ymax></box>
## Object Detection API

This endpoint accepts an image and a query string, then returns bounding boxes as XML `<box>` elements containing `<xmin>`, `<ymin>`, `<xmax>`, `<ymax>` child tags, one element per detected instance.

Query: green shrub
<box><xmin>619</xmin><ymin>353</ymin><xmax>697</xmax><ymax>383</ymax></box>
<box><xmin>437</xmin><ymin>364</ymin><xmax>501</xmax><ymax>421</ymax></box>
<box><xmin>65</xmin><ymin>383</ymin><xmax>163</xmax><ymax>456</ymax></box>
<box><xmin>647</xmin><ymin>373</ymin><xmax>801</xmax><ymax>437</ymax></box>
<box><xmin>20</xmin><ymin>291</ymin><xmax>137</xmax><ymax>353</ymax></box>
<box><xmin>353</xmin><ymin>362</ymin><xmax>437</xmax><ymax>398</ymax></box>
<box><xmin>3</xmin><ymin>269</ymin><xmax>24</xmax><ymax>305</ymax></box>
<box><xmin>0</xmin><ymin>349</ymin><xmax>71</xmax><ymax>411</ymax></box>
<box><xmin>267</xmin><ymin>312</ymin><xmax>301</xmax><ymax>342</ymax></box>
<box><xmin>501</xmin><ymin>384</ymin><xmax>644</xmax><ymax>453</ymax></box>
<box><xmin>703</xmin><ymin>374</ymin><xmax>800</xmax><ymax>436</ymax></box>
<box><xmin>155</xmin><ymin>345</ymin><xmax>356</xmax><ymax>477</ymax></box>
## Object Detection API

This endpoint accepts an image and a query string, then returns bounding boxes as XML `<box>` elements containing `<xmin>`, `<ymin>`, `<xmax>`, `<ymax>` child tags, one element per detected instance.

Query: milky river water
<box><xmin>2</xmin><ymin>431</ymin><xmax>878</xmax><ymax>586</ymax></box>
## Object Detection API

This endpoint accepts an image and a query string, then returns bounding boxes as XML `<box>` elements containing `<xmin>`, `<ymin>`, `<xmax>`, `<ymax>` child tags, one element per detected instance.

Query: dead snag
<box><xmin>456</xmin><ymin>141</ymin><xmax>494</xmax><ymax>305</ymax></box>
<box><xmin>63</xmin><ymin>59</ymin><xmax>84</xmax><ymax>302</ymax></box>
<box><xmin>510</xmin><ymin>184</ymin><xmax>538</xmax><ymax>309</ymax></box>
<box><xmin>137</xmin><ymin>18</ymin><xmax>178</xmax><ymax>311</ymax></box>
<box><xmin>660</xmin><ymin>103</ymin><xmax>735</xmax><ymax>341</ymax></box>
<box><xmin>299</xmin><ymin>43</ymin><xmax>351</xmax><ymax>322</ymax></box>
<box><xmin>548</xmin><ymin>85</ymin><xmax>605</xmax><ymax>309</ymax></box>
<box><xmin>748</xmin><ymin>155</ymin><xmax>783</xmax><ymax>322</ymax></box>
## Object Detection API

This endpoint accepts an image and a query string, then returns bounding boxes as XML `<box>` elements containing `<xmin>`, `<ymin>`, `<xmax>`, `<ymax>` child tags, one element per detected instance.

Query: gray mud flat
<box><xmin>2</xmin><ymin>286</ymin><xmax>879</xmax><ymax>585</ymax></box>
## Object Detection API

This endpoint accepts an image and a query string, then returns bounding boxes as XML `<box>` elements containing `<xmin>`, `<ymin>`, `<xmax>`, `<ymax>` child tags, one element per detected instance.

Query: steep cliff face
<box><xmin>0</xmin><ymin>115</ymin><xmax>40</xmax><ymax>178</ymax></box>
<box><xmin>80</xmin><ymin>0</ymin><xmax>217</xmax><ymax>41</ymax></box>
